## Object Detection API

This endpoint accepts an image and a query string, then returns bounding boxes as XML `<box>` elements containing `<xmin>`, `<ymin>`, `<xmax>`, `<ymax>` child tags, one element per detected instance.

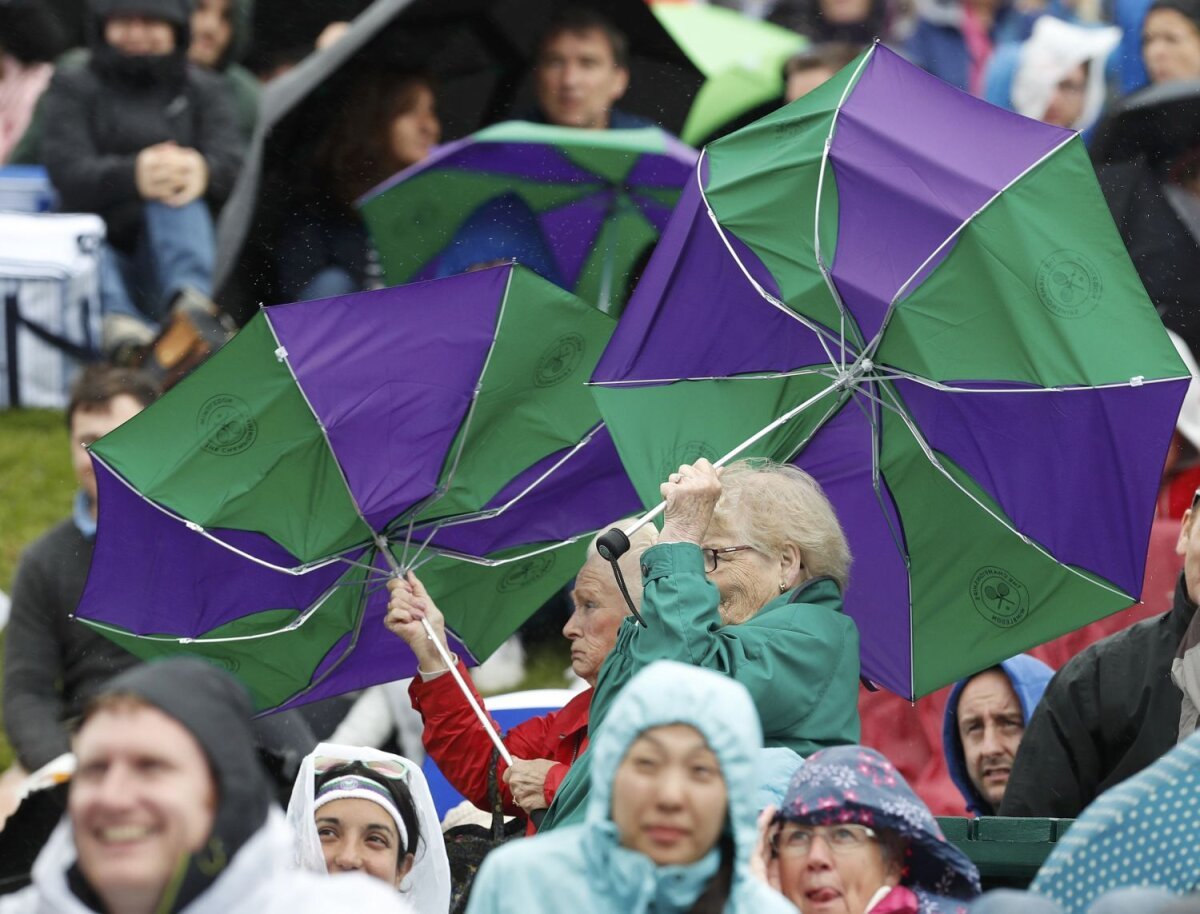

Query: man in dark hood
<box><xmin>38</xmin><ymin>0</ymin><xmax>243</xmax><ymax>332</ymax></box>
<box><xmin>941</xmin><ymin>654</ymin><xmax>1053</xmax><ymax>816</ymax></box>
<box><xmin>187</xmin><ymin>0</ymin><xmax>258</xmax><ymax>141</ymax></box>
<box><xmin>0</xmin><ymin>659</ymin><xmax>413</xmax><ymax>914</ymax></box>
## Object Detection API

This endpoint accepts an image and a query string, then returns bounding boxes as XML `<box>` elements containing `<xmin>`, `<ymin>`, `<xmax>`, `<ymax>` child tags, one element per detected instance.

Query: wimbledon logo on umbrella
<box><xmin>197</xmin><ymin>394</ymin><xmax>258</xmax><ymax>457</ymax></box>
<box><xmin>498</xmin><ymin>553</ymin><xmax>557</xmax><ymax>593</ymax></box>
<box><xmin>1036</xmin><ymin>250</ymin><xmax>1103</xmax><ymax>319</ymax></box>
<box><xmin>969</xmin><ymin>566</ymin><xmax>1030</xmax><ymax>628</ymax></box>
<box><xmin>534</xmin><ymin>334</ymin><xmax>585</xmax><ymax>388</ymax></box>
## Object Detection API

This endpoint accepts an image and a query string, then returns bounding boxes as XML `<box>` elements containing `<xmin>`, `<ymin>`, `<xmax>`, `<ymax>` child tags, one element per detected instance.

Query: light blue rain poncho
<box><xmin>465</xmin><ymin>661</ymin><xmax>794</xmax><ymax>914</ymax></box>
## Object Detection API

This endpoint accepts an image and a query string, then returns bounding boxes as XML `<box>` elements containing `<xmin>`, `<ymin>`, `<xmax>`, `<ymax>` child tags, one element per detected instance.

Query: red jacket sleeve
<box><xmin>410</xmin><ymin>660</ymin><xmax>579</xmax><ymax>819</ymax></box>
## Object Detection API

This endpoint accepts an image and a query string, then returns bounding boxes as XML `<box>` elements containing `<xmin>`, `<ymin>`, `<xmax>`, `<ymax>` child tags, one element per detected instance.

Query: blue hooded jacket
<box><xmin>465</xmin><ymin>661</ymin><xmax>794</xmax><ymax>914</ymax></box>
<box><xmin>942</xmin><ymin>654</ymin><xmax>1054</xmax><ymax>816</ymax></box>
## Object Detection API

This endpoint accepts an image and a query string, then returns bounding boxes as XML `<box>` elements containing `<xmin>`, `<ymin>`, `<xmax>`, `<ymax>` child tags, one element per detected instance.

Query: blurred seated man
<box><xmin>384</xmin><ymin>524</ymin><xmax>656</xmax><ymax>830</ymax></box>
<box><xmin>39</xmin><ymin>0</ymin><xmax>243</xmax><ymax>333</ymax></box>
<box><xmin>1001</xmin><ymin>490</ymin><xmax>1200</xmax><ymax>818</ymax></box>
<box><xmin>2</xmin><ymin>365</ymin><xmax>157</xmax><ymax>775</ymax></box>
<box><xmin>530</xmin><ymin>6</ymin><xmax>651</xmax><ymax>130</ymax></box>
<box><xmin>941</xmin><ymin>654</ymin><xmax>1052</xmax><ymax>816</ymax></box>
<box><xmin>0</xmin><ymin>659</ymin><xmax>411</xmax><ymax>914</ymax></box>
<box><xmin>187</xmin><ymin>0</ymin><xmax>259</xmax><ymax>142</ymax></box>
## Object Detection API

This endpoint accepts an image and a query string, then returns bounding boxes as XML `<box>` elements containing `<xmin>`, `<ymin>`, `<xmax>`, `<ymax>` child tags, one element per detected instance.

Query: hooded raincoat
<box><xmin>285</xmin><ymin>742</ymin><xmax>452</xmax><ymax>914</ymax></box>
<box><xmin>464</xmin><ymin>661</ymin><xmax>795</xmax><ymax>914</ymax></box>
<box><xmin>0</xmin><ymin>659</ymin><xmax>413</xmax><ymax>914</ymax></box>
<box><xmin>941</xmin><ymin>654</ymin><xmax>1054</xmax><ymax>816</ymax></box>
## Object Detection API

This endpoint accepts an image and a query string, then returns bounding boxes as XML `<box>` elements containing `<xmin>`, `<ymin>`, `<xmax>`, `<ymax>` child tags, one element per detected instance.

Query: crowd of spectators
<box><xmin>5</xmin><ymin>0</ymin><xmax>1200</xmax><ymax>911</ymax></box>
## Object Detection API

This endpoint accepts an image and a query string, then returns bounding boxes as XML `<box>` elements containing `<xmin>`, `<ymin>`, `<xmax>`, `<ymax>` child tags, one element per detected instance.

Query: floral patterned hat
<box><xmin>775</xmin><ymin>745</ymin><xmax>980</xmax><ymax>900</ymax></box>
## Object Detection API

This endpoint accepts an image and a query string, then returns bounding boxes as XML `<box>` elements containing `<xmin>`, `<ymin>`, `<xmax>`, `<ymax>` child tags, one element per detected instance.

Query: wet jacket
<box><xmin>541</xmin><ymin>542</ymin><xmax>861</xmax><ymax>830</ymax></box>
<box><xmin>1000</xmin><ymin>576</ymin><xmax>1198</xmax><ymax>818</ymax></box>
<box><xmin>942</xmin><ymin>653</ymin><xmax>1054</xmax><ymax>816</ymax></box>
<box><xmin>409</xmin><ymin>659</ymin><xmax>591</xmax><ymax>824</ymax></box>
<box><xmin>39</xmin><ymin>0</ymin><xmax>242</xmax><ymax>251</ymax></box>
<box><xmin>465</xmin><ymin>661</ymin><xmax>795</xmax><ymax>914</ymax></box>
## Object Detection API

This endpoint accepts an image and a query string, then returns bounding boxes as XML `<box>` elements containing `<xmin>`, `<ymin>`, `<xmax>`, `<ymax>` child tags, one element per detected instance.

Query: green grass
<box><xmin>0</xmin><ymin>409</ymin><xmax>77</xmax><ymax>770</ymax></box>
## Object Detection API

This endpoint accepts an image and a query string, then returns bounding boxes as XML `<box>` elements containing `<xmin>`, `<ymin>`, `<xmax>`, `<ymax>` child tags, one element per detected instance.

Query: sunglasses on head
<box><xmin>312</xmin><ymin>756</ymin><xmax>413</xmax><ymax>783</ymax></box>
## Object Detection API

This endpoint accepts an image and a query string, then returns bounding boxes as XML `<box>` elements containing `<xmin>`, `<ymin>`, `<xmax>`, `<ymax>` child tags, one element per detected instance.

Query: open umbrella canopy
<box><xmin>75</xmin><ymin>264</ymin><xmax>639</xmax><ymax>711</ymax></box>
<box><xmin>362</xmin><ymin>122</ymin><xmax>697</xmax><ymax>313</ymax></box>
<box><xmin>1090</xmin><ymin>78</ymin><xmax>1200</xmax><ymax>171</ymax></box>
<box><xmin>650</xmin><ymin>2</ymin><xmax>807</xmax><ymax>145</ymax></box>
<box><xmin>590</xmin><ymin>45</ymin><xmax>1191</xmax><ymax>700</ymax></box>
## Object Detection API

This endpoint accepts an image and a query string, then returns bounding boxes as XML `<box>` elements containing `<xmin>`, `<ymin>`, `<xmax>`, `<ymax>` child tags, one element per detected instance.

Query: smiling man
<box><xmin>941</xmin><ymin>654</ymin><xmax>1053</xmax><ymax>816</ymax></box>
<box><xmin>0</xmin><ymin>659</ymin><xmax>412</xmax><ymax>914</ymax></box>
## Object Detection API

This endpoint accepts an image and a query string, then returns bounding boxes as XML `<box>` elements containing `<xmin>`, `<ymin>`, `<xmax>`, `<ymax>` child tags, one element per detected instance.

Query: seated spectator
<box><xmin>787</xmin><ymin>0</ymin><xmax>889</xmax><ymax>45</ymax></box>
<box><xmin>941</xmin><ymin>655</ymin><xmax>1053</xmax><ymax>816</ymax></box>
<box><xmin>1142</xmin><ymin>0</ymin><xmax>1200</xmax><ymax>82</ymax></box>
<box><xmin>757</xmin><ymin>746</ymin><xmax>980</xmax><ymax>914</ymax></box>
<box><xmin>1000</xmin><ymin>487</ymin><xmax>1200</xmax><ymax>818</ymax></box>
<box><xmin>384</xmin><ymin>523</ymin><xmax>657</xmax><ymax>831</ymax></box>
<box><xmin>0</xmin><ymin>1</ymin><xmax>57</xmax><ymax>164</ymax></box>
<box><xmin>1031</xmin><ymin>727</ymin><xmax>1200</xmax><ymax>911</ymax></box>
<box><xmin>187</xmin><ymin>0</ymin><xmax>259</xmax><ymax>142</ymax></box>
<box><xmin>2</xmin><ymin>365</ymin><xmax>157</xmax><ymax>775</ymax></box>
<box><xmin>528</xmin><ymin>7</ymin><xmax>652</xmax><ymax>130</ymax></box>
<box><xmin>0</xmin><ymin>659</ymin><xmax>411</xmax><ymax>914</ymax></box>
<box><xmin>906</xmin><ymin>0</ymin><xmax>1040</xmax><ymax>94</ymax></box>
<box><xmin>39</xmin><ymin>0</ymin><xmax>243</xmax><ymax>329</ymax></box>
<box><xmin>541</xmin><ymin>458</ymin><xmax>862</xmax><ymax>830</ymax></box>
<box><xmin>465</xmin><ymin>661</ymin><xmax>796</xmax><ymax>914</ymax></box>
<box><xmin>783</xmin><ymin>42</ymin><xmax>863</xmax><ymax>101</ymax></box>
<box><xmin>285</xmin><ymin>743</ymin><xmax>450</xmax><ymax>912</ymax></box>
<box><xmin>275</xmin><ymin>68</ymin><xmax>440</xmax><ymax>302</ymax></box>
<box><xmin>985</xmin><ymin>17</ymin><xmax>1119</xmax><ymax>130</ymax></box>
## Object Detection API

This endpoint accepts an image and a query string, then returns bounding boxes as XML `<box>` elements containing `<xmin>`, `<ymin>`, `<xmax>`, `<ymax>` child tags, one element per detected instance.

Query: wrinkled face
<box><xmin>775</xmin><ymin>823</ymin><xmax>901</xmax><ymax>914</ymax></box>
<box><xmin>70</xmin><ymin>705</ymin><xmax>217</xmax><ymax>914</ymax></box>
<box><xmin>957</xmin><ymin>669</ymin><xmax>1024</xmax><ymax>809</ymax></box>
<box><xmin>104</xmin><ymin>15</ymin><xmax>176</xmax><ymax>55</ymax></box>
<box><xmin>535</xmin><ymin>27</ymin><xmax>630</xmax><ymax>129</ymax></box>
<box><xmin>610</xmin><ymin>724</ymin><xmax>728</xmax><ymax>866</ymax></box>
<box><xmin>70</xmin><ymin>394</ymin><xmax>147</xmax><ymax>514</ymax></box>
<box><xmin>563</xmin><ymin>556</ymin><xmax>630</xmax><ymax>685</ymax></box>
<box><xmin>1144</xmin><ymin>8</ymin><xmax>1200</xmax><ymax>83</ymax></box>
<box><xmin>389</xmin><ymin>84</ymin><xmax>442</xmax><ymax>170</ymax></box>
<box><xmin>1177</xmin><ymin>504</ymin><xmax>1200</xmax><ymax>604</ymax></box>
<box><xmin>189</xmin><ymin>0</ymin><xmax>232</xmax><ymax>68</ymax></box>
<box><xmin>317</xmin><ymin>798</ymin><xmax>413</xmax><ymax>889</ymax></box>
<box><xmin>702</xmin><ymin>513</ymin><xmax>782</xmax><ymax>625</ymax></box>
<box><xmin>1041</xmin><ymin>63</ymin><xmax>1087</xmax><ymax>128</ymax></box>
<box><xmin>786</xmin><ymin>66</ymin><xmax>837</xmax><ymax>103</ymax></box>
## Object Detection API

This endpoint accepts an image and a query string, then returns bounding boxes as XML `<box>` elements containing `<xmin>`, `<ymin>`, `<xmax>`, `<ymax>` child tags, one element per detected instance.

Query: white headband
<box><xmin>313</xmin><ymin>775</ymin><xmax>408</xmax><ymax>850</ymax></box>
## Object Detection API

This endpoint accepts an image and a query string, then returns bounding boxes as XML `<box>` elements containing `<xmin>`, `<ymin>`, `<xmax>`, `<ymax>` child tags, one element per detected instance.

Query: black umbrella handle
<box><xmin>596</xmin><ymin>526</ymin><xmax>646</xmax><ymax>627</ymax></box>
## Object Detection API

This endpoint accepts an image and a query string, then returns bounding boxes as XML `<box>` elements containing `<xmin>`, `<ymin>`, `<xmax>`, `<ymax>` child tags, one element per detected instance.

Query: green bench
<box><xmin>937</xmin><ymin>817</ymin><xmax>1075</xmax><ymax>888</ymax></box>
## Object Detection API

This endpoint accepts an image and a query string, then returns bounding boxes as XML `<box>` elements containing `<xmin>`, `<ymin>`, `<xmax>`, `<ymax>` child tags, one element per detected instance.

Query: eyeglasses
<box><xmin>702</xmin><ymin>545</ymin><xmax>755</xmax><ymax>573</ymax></box>
<box><xmin>771</xmin><ymin>824</ymin><xmax>878</xmax><ymax>857</ymax></box>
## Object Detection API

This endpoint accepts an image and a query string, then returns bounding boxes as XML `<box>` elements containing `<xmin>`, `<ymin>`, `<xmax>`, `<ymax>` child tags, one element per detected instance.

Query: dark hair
<box><xmin>66</xmin><ymin>363</ymin><xmax>160</xmax><ymax>430</ymax></box>
<box><xmin>315</xmin><ymin>761</ymin><xmax>421</xmax><ymax>860</ymax></box>
<box><xmin>686</xmin><ymin>832</ymin><xmax>734</xmax><ymax>914</ymax></box>
<box><xmin>312</xmin><ymin>67</ymin><xmax>437</xmax><ymax>209</ymax></box>
<box><xmin>782</xmin><ymin>42</ymin><xmax>863</xmax><ymax>80</ymax></box>
<box><xmin>539</xmin><ymin>6</ymin><xmax>630</xmax><ymax>70</ymax></box>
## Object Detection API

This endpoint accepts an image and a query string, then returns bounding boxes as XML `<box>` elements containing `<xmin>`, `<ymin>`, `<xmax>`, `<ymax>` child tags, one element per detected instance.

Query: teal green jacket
<box><xmin>540</xmin><ymin>541</ymin><xmax>861</xmax><ymax>831</ymax></box>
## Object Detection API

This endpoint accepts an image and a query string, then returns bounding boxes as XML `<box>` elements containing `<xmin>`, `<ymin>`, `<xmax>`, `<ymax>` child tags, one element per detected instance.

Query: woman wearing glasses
<box><xmin>285</xmin><ymin>743</ymin><xmax>451</xmax><ymax>913</ymax></box>
<box><xmin>759</xmin><ymin>746</ymin><xmax>979</xmax><ymax>914</ymax></box>
<box><xmin>467</xmin><ymin>661</ymin><xmax>796</xmax><ymax>914</ymax></box>
<box><xmin>542</xmin><ymin>458</ymin><xmax>861</xmax><ymax>831</ymax></box>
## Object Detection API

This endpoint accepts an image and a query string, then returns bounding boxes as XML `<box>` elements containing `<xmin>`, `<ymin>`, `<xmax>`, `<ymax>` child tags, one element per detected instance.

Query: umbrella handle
<box><xmin>377</xmin><ymin>539</ymin><xmax>513</xmax><ymax>767</ymax></box>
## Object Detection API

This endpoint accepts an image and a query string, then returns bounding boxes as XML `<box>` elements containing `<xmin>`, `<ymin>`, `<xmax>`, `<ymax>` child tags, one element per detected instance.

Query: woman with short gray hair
<box><xmin>540</xmin><ymin>457</ymin><xmax>861</xmax><ymax>831</ymax></box>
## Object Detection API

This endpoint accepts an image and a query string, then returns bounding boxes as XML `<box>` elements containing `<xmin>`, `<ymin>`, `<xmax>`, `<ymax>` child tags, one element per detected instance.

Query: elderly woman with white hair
<box><xmin>540</xmin><ymin>457</ymin><xmax>861</xmax><ymax>831</ymax></box>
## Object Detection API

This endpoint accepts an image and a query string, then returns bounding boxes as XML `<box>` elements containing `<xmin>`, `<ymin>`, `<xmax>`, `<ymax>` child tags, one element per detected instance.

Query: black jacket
<box><xmin>39</xmin><ymin>50</ymin><xmax>243</xmax><ymax>252</ymax></box>
<box><xmin>999</xmin><ymin>576</ymin><xmax>1198</xmax><ymax>818</ymax></box>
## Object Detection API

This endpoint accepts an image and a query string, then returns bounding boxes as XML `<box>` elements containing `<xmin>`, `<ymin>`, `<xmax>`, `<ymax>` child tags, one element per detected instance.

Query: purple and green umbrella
<box><xmin>590</xmin><ymin>45</ymin><xmax>1191</xmax><ymax>700</ymax></box>
<box><xmin>75</xmin><ymin>264</ymin><xmax>639</xmax><ymax>712</ymax></box>
<box><xmin>362</xmin><ymin>121</ymin><xmax>697</xmax><ymax>314</ymax></box>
